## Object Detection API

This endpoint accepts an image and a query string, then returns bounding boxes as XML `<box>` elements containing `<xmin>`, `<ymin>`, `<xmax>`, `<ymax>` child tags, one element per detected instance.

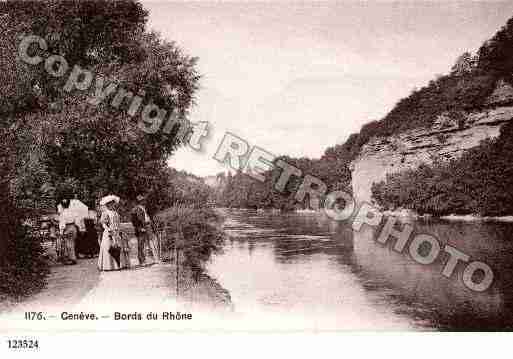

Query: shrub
<box><xmin>155</xmin><ymin>204</ymin><xmax>224</xmax><ymax>279</ymax></box>
<box><xmin>371</xmin><ymin>121</ymin><xmax>513</xmax><ymax>216</ymax></box>
<box><xmin>0</xmin><ymin>213</ymin><xmax>49</xmax><ymax>299</ymax></box>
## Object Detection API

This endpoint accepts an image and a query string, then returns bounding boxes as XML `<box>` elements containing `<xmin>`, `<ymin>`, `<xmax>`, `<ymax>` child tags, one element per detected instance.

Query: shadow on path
<box><xmin>1</xmin><ymin>258</ymin><xmax>100</xmax><ymax>315</ymax></box>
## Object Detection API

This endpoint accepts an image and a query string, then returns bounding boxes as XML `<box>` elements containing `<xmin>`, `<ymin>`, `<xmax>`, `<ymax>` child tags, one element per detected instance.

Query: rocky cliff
<box><xmin>350</xmin><ymin>79</ymin><xmax>513</xmax><ymax>204</ymax></box>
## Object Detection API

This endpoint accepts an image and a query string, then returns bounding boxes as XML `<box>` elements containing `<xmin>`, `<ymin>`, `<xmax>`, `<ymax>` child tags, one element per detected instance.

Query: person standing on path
<box><xmin>58</xmin><ymin>199</ymin><xmax>78</xmax><ymax>265</ymax></box>
<box><xmin>95</xmin><ymin>203</ymin><xmax>106</xmax><ymax>248</ymax></box>
<box><xmin>98</xmin><ymin>196</ymin><xmax>130</xmax><ymax>271</ymax></box>
<box><xmin>131</xmin><ymin>194</ymin><xmax>160</xmax><ymax>266</ymax></box>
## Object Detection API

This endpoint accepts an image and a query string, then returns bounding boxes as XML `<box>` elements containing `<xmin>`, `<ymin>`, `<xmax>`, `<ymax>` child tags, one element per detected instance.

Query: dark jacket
<box><xmin>130</xmin><ymin>205</ymin><xmax>148</xmax><ymax>236</ymax></box>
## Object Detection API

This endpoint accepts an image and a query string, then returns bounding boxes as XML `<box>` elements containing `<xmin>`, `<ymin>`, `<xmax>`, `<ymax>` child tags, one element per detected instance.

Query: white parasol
<box><xmin>58</xmin><ymin>199</ymin><xmax>89</xmax><ymax>232</ymax></box>
<box><xmin>100</xmin><ymin>194</ymin><xmax>121</xmax><ymax>206</ymax></box>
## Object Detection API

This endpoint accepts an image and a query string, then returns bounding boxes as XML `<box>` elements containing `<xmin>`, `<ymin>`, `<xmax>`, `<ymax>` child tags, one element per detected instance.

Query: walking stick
<box><xmin>149</xmin><ymin>216</ymin><xmax>160</xmax><ymax>262</ymax></box>
<box><xmin>159</xmin><ymin>227</ymin><xmax>163</xmax><ymax>261</ymax></box>
<box><xmin>175</xmin><ymin>231</ymin><xmax>179</xmax><ymax>297</ymax></box>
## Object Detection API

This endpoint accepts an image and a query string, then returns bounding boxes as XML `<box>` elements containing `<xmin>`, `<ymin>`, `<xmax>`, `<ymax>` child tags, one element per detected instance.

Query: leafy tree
<box><xmin>0</xmin><ymin>0</ymin><xmax>200</xmax><ymax>297</ymax></box>
<box><xmin>478</xmin><ymin>17</ymin><xmax>513</xmax><ymax>83</ymax></box>
<box><xmin>0</xmin><ymin>1</ymin><xmax>199</xmax><ymax>206</ymax></box>
<box><xmin>451</xmin><ymin>51</ymin><xmax>476</xmax><ymax>75</ymax></box>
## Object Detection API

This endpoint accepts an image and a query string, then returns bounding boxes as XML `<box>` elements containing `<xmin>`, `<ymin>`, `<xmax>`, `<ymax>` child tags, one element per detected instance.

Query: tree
<box><xmin>451</xmin><ymin>52</ymin><xmax>476</xmax><ymax>75</ymax></box>
<box><xmin>478</xmin><ymin>17</ymin><xmax>513</xmax><ymax>83</ymax></box>
<box><xmin>0</xmin><ymin>0</ymin><xmax>200</xmax><ymax>297</ymax></box>
<box><xmin>370</xmin><ymin>120</ymin><xmax>513</xmax><ymax>216</ymax></box>
<box><xmin>1</xmin><ymin>1</ymin><xmax>199</xmax><ymax>207</ymax></box>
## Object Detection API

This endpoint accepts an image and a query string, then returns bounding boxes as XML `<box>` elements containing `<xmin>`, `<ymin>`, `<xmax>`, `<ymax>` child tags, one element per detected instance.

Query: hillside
<box><xmin>215</xmin><ymin>15</ymin><xmax>513</xmax><ymax>213</ymax></box>
<box><xmin>351</xmin><ymin>81</ymin><xmax>513</xmax><ymax>204</ymax></box>
<box><xmin>350</xmin><ymin>16</ymin><xmax>513</xmax><ymax>215</ymax></box>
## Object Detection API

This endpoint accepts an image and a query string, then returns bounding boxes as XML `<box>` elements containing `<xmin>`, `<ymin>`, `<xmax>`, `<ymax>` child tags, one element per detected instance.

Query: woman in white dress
<box><xmin>97</xmin><ymin>199</ymin><xmax>130</xmax><ymax>271</ymax></box>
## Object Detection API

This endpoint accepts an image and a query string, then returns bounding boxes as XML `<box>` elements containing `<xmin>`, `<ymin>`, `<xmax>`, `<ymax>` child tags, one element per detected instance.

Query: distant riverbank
<box><xmin>221</xmin><ymin>206</ymin><xmax>513</xmax><ymax>223</ymax></box>
<box><xmin>382</xmin><ymin>209</ymin><xmax>513</xmax><ymax>222</ymax></box>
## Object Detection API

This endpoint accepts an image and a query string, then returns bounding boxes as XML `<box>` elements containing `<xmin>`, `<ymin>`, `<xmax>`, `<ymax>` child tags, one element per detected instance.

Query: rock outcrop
<box><xmin>350</xmin><ymin>80</ymin><xmax>513</xmax><ymax>204</ymax></box>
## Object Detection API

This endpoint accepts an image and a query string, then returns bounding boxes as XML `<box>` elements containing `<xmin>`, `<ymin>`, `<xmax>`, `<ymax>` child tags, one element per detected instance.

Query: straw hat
<box><xmin>99</xmin><ymin>194</ymin><xmax>120</xmax><ymax>206</ymax></box>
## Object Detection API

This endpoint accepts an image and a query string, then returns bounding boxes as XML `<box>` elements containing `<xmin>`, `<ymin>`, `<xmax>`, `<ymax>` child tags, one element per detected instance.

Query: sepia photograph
<box><xmin>1</xmin><ymin>0</ymin><xmax>513</xmax><ymax>354</ymax></box>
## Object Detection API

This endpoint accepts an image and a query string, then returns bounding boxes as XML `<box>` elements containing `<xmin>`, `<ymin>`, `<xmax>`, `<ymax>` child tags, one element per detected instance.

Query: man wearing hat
<box><xmin>131</xmin><ymin>194</ymin><xmax>159</xmax><ymax>265</ymax></box>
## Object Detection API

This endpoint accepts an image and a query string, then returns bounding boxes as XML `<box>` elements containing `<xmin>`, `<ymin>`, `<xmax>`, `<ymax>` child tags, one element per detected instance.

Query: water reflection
<box><xmin>208</xmin><ymin>209</ymin><xmax>513</xmax><ymax>330</ymax></box>
<box><xmin>353</xmin><ymin>219</ymin><xmax>513</xmax><ymax>330</ymax></box>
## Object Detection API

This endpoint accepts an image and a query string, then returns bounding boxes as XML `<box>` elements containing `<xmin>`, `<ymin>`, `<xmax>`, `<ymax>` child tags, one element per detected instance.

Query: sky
<box><xmin>142</xmin><ymin>1</ymin><xmax>513</xmax><ymax>177</ymax></box>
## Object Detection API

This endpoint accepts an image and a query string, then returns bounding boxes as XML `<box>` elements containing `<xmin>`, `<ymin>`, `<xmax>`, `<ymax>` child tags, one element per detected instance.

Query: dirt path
<box><xmin>1</xmin><ymin>236</ymin><xmax>232</xmax><ymax>332</ymax></box>
<box><xmin>0</xmin><ymin>257</ymin><xmax>100</xmax><ymax>316</ymax></box>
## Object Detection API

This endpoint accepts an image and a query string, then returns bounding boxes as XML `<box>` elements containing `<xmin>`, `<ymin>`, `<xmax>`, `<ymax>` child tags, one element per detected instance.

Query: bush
<box><xmin>181</xmin><ymin>221</ymin><xmax>224</xmax><ymax>280</ymax></box>
<box><xmin>0</xmin><ymin>140</ymin><xmax>50</xmax><ymax>300</ymax></box>
<box><xmin>0</xmin><ymin>215</ymin><xmax>49</xmax><ymax>299</ymax></box>
<box><xmin>371</xmin><ymin>121</ymin><xmax>513</xmax><ymax>216</ymax></box>
<box><xmin>155</xmin><ymin>204</ymin><xmax>224</xmax><ymax>279</ymax></box>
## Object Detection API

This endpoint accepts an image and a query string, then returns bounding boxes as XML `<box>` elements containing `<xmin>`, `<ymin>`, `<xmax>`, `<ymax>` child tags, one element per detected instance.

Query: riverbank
<box><xmin>172</xmin><ymin>264</ymin><xmax>233</xmax><ymax>312</ymax></box>
<box><xmin>440</xmin><ymin>214</ymin><xmax>513</xmax><ymax>222</ymax></box>
<box><xmin>221</xmin><ymin>205</ymin><xmax>513</xmax><ymax>224</ymax></box>
<box><xmin>0</xmin><ymin>229</ymin><xmax>232</xmax><ymax>323</ymax></box>
<box><xmin>382</xmin><ymin>209</ymin><xmax>513</xmax><ymax>222</ymax></box>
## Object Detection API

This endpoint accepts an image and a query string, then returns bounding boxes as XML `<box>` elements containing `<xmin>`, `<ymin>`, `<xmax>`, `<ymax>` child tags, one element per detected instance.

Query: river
<box><xmin>206</xmin><ymin>209</ymin><xmax>513</xmax><ymax>331</ymax></box>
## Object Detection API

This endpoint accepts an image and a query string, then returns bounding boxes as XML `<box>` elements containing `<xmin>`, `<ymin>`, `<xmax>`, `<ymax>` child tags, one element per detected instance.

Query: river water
<box><xmin>206</xmin><ymin>209</ymin><xmax>513</xmax><ymax>331</ymax></box>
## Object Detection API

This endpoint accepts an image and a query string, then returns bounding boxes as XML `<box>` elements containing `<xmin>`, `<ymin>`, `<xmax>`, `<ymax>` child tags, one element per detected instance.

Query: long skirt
<box><xmin>61</xmin><ymin>224</ymin><xmax>77</xmax><ymax>264</ymax></box>
<box><xmin>75</xmin><ymin>219</ymin><xmax>100</xmax><ymax>257</ymax></box>
<box><xmin>98</xmin><ymin>231</ymin><xmax>130</xmax><ymax>271</ymax></box>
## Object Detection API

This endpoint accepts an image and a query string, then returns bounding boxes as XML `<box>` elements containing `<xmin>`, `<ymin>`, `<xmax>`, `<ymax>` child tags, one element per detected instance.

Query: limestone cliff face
<box><xmin>350</xmin><ymin>80</ymin><xmax>513</xmax><ymax>204</ymax></box>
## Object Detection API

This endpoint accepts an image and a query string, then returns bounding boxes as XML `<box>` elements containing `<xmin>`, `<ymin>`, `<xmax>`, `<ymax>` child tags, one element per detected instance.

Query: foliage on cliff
<box><xmin>368</xmin><ymin>17</ymin><xmax>513</xmax><ymax>216</ymax></box>
<box><xmin>371</xmin><ymin>121</ymin><xmax>513</xmax><ymax>216</ymax></box>
<box><xmin>324</xmin><ymin>15</ymin><xmax>513</xmax><ymax>171</ymax></box>
<box><xmin>478</xmin><ymin>17</ymin><xmax>513</xmax><ymax>84</ymax></box>
<box><xmin>214</xmin><ymin>15</ymin><xmax>513</xmax><ymax>212</ymax></box>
